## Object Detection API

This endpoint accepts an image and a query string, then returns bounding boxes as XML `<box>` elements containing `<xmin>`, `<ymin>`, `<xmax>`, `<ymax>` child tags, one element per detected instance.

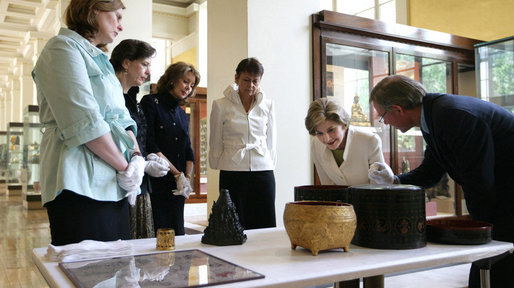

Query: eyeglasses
<box><xmin>378</xmin><ymin>110</ymin><xmax>388</xmax><ymax>123</ymax></box>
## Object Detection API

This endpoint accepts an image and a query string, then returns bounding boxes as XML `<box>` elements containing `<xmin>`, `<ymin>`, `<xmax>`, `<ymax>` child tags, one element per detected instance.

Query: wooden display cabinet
<box><xmin>185</xmin><ymin>87</ymin><xmax>207</xmax><ymax>203</ymax></box>
<box><xmin>311</xmin><ymin>10</ymin><xmax>482</xmax><ymax>216</ymax></box>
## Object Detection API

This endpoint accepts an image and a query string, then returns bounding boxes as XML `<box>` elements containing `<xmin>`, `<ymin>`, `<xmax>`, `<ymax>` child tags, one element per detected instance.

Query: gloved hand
<box><xmin>117</xmin><ymin>168</ymin><xmax>139</xmax><ymax>192</ymax></box>
<box><xmin>144</xmin><ymin>154</ymin><xmax>170</xmax><ymax>177</ymax></box>
<box><xmin>117</xmin><ymin>172</ymin><xmax>140</xmax><ymax>206</ymax></box>
<box><xmin>172</xmin><ymin>173</ymin><xmax>193</xmax><ymax>199</ymax></box>
<box><xmin>146</xmin><ymin>153</ymin><xmax>168</xmax><ymax>167</ymax></box>
<box><xmin>368</xmin><ymin>162</ymin><xmax>395</xmax><ymax>184</ymax></box>
<box><xmin>129</xmin><ymin>155</ymin><xmax>146</xmax><ymax>183</ymax></box>
<box><xmin>126</xmin><ymin>190</ymin><xmax>138</xmax><ymax>206</ymax></box>
<box><xmin>182</xmin><ymin>176</ymin><xmax>193</xmax><ymax>198</ymax></box>
<box><xmin>117</xmin><ymin>155</ymin><xmax>145</xmax><ymax>204</ymax></box>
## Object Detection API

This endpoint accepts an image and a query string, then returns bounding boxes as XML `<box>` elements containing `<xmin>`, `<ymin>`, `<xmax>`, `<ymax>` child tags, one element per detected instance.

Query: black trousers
<box><xmin>150</xmin><ymin>191</ymin><xmax>185</xmax><ymax>235</ymax></box>
<box><xmin>219</xmin><ymin>170</ymin><xmax>276</xmax><ymax>230</ymax></box>
<box><xmin>469</xmin><ymin>193</ymin><xmax>514</xmax><ymax>288</ymax></box>
<box><xmin>45</xmin><ymin>190</ymin><xmax>130</xmax><ymax>246</ymax></box>
<box><xmin>469</xmin><ymin>252</ymin><xmax>514</xmax><ymax>288</ymax></box>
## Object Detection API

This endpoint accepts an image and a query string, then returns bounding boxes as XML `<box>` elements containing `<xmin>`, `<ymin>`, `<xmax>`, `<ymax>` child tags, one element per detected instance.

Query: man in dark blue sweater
<box><xmin>369</xmin><ymin>75</ymin><xmax>513</xmax><ymax>288</ymax></box>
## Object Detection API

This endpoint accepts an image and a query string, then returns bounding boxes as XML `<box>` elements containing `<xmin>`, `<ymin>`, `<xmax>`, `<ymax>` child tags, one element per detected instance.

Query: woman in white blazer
<box><xmin>305</xmin><ymin>98</ymin><xmax>385</xmax><ymax>185</ymax></box>
<box><xmin>209</xmin><ymin>58</ymin><xmax>277</xmax><ymax>230</ymax></box>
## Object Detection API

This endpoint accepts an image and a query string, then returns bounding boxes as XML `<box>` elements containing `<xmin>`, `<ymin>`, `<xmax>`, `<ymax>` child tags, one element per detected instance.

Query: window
<box><xmin>323</xmin><ymin>0</ymin><xmax>399</xmax><ymax>24</ymax></box>
<box><xmin>151</xmin><ymin>38</ymin><xmax>172</xmax><ymax>83</ymax></box>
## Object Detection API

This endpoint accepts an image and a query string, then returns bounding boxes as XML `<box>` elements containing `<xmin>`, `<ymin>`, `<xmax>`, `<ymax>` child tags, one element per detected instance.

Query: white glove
<box><xmin>173</xmin><ymin>186</ymin><xmax>192</xmax><ymax>199</ymax></box>
<box><xmin>146</xmin><ymin>153</ymin><xmax>168</xmax><ymax>167</ymax></box>
<box><xmin>144</xmin><ymin>155</ymin><xmax>170</xmax><ymax>177</ymax></box>
<box><xmin>129</xmin><ymin>155</ymin><xmax>146</xmax><ymax>183</ymax></box>
<box><xmin>117</xmin><ymin>155</ymin><xmax>145</xmax><ymax>204</ymax></box>
<box><xmin>182</xmin><ymin>177</ymin><xmax>193</xmax><ymax>198</ymax></box>
<box><xmin>368</xmin><ymin>162</ymin><xmax>395</xmax><ymax>184</ymax></box>
<box><xmin>117</xmin><ymin>168</ymin><xmax>139</xmax><ymax>192</ymax></box>
<box><xmin>172</xmin><ymin>173</ymin><xmax>193</xmax><ymax>199</ymax></box>
<box><xmin>126</xmin><ymin>190</ymin><xmax>138</xmax><ymax>206</ymax></box>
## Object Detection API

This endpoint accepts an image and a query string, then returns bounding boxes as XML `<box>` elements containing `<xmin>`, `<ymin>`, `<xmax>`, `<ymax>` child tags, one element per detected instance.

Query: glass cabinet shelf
<box><xmin>0</xmin><ymin>131</ymin><xmax>7</xmax><ymax>194</ymax></box>
<box><xmin>23</xmin><ymin>105</ymin><xmax>42</xmax><ymax>189</ymax></box>
<box><xmin>7</xmin><ymin>122</ymin><xmax>24</xmax><ymax>195</ymax></box>
<box><xmin>475</xmin><ymin>36</ymin><xmax>514</xmax><ymax>113</ymax></box>
<box><xmin>23</xmin><ymin>105</ymin><xmax>43</xmax><ymax>209</ymax></box>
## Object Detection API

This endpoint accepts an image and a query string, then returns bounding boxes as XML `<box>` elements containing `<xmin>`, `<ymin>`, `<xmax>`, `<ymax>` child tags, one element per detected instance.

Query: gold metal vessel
<box><xmin>156</xmin><ymin>228</ymin><xmax>175</xmax><ymax>250</ymax></box>
<box><xmin>283</xmin><ymin>201</ymin><xmax>357</xmax><ymax>256</ymax></box>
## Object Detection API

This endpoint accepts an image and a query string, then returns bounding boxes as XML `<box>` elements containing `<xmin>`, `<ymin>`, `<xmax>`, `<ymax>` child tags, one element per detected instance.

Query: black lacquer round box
<box><xmin>349</xmin><ymin>184</ymin><xmax>426</xmax><ymax>249</ymax></box>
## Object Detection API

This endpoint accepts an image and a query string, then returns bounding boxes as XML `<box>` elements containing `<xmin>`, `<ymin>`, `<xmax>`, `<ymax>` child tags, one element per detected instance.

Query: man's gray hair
<box><xmin>370</xmin><ymin>75</ymin><xmax>426</xmax><ymax>110</ymax></box>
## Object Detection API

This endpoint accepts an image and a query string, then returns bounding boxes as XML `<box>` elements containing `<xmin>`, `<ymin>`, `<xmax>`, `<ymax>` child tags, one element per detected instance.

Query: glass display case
<box><xmin>0</xmin><ymin>131</ymin><xmax>7</xmax><ymax>194</ymax></box>
<box><xmin>22</xmin><ymin>105</ymin><xmax>43</xmax><ymax>209</ymax></box>
<box><xmin>7</xmin><ymin>122</ymin><xmax>24</xmax><ymax>196</ymax></box>
<box><xmin>312</xmin><ymin>11</ymin><xmax>480</xmax><ymax>217</ymax></box>
<box><xmin>475</xmin><ymin>36</ymin><xmax>514</xmax><ymax>113</ymax></box>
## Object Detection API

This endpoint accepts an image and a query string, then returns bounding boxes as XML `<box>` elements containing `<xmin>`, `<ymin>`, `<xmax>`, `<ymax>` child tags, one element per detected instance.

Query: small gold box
<box><xmin>156</xmin><ymin>228</ymin><xmax>175</xmax><ymax>250</ymax></box>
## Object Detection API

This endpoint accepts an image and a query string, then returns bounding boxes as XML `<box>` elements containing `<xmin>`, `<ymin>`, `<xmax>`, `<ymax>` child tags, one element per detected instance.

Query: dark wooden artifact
<box><xmin>427</xmin><ymin>217</ymin><xmax>492</xmax><ymax>245</ymax></box>
<box><xmin>201</xmin><ymin>189</ymin><xmax>247</xmax><ymax>246</ymax></box>
<box><xmin>349</xmin><ymin>184</ymin><xmax>427</xmax><ymax>249</ymax></box>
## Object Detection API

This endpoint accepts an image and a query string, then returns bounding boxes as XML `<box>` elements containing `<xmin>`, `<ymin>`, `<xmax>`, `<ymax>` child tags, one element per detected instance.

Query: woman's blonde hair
<box><xmin>305</xmin><ymin>98</ymin><xmax>350</xmax><ymax>135</ymax></box>
<box><xmin>65</xmin><ymin>0</ymin><xmax>125</xmax><ymax>49</ymax></box>
<box><xmin>156</xmin><ymin>62</ymin><xmax>201</xmax><ymax>106</ymax></box>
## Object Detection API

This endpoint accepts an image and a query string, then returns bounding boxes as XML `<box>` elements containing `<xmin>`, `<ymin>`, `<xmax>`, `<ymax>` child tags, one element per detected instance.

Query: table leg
<box><xmin>334</xmin><ymin>278</ymin><xmax>359</xmax><ymax>288</ymax></box>
<box><xmin>479</xmin><ymin>269</ymin><xmax>490</xmax><ymax>288</ymax></box>
<box><xmin>363</xmin><ymin>275</ymin><xmax>384</xmax><ymax>288</ymax></box>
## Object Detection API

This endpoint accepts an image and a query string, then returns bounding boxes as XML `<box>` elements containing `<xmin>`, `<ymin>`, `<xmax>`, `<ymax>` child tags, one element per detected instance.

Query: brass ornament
<box><xmin>283</xmin><ymin>201</ymin><xmax>356</xmax><ymax>256</ymax></box>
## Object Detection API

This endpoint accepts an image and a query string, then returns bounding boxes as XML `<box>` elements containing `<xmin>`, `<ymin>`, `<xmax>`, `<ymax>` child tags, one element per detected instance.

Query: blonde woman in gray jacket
<box><xmin>209</xmin><ymin>58</ymin><xmax>277</xmax><ymax>230</ymax></box>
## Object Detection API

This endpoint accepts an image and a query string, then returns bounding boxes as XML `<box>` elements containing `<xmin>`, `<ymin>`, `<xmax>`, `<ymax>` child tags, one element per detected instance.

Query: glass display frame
<box><xmin>59</xmin><ymin>249</ymin><xmax>265</xmax><ymax>288</ymax></box>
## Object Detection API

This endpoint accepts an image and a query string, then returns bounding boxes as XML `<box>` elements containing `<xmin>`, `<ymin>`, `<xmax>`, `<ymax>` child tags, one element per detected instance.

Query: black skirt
<box><xmin>219</xmin><ymin>170</ymin><xmax>276</xmax><ymax>230</ymax></box>
<box><xmin>45</xmin><ymin>190</ymin><xmax>130</xmax><ymax>246</ymax></box>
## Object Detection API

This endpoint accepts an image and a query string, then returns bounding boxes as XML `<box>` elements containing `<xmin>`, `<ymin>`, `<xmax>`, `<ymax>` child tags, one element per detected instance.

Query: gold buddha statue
<box><xmin>351</xmin><ymin>94</ymin><xmax>370</xmax><ymax>126</ymax></box>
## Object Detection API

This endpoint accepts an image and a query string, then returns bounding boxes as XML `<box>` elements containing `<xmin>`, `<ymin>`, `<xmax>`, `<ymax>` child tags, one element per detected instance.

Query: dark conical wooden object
<box><xmin>201</xmin><ymin>189</ymin><xmax>247</xmax><ymax>245</ymax></box>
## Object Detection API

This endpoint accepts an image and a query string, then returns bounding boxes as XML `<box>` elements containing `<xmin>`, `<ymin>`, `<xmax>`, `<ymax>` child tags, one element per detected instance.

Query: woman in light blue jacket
<box><xmin>32</xmin><ymin>0</ymin><xmax>144</xmax><ymax>245</ymax></box>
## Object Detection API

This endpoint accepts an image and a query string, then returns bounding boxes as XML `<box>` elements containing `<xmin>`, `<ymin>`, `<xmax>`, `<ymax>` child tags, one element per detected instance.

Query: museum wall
<box><xmin>207</xmin><ymin>0</ymin><xmax>320</xmax><ymax>225</ymax></box>
<box><xmin>173</xmin><ymin>47</ymin><xmax>198</xmax><ymax>69</ymax></box>
<box><xmin>409</xmin><ymin>0</ymin><xmax>514</xmax><ymax>41</ymax></box>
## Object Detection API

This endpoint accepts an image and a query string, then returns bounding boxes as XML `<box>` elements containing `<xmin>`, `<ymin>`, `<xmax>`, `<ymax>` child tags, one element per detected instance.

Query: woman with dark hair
<box><xmin>209</xmin><ymin>57</ymin><xmax>277</xmax><ymax>230</ymax></box>
<box><xmin>140</xmin><ymin>62</ymin><xmax>200</xmax><ymax>235</ymax></box>
<box><xmin>32</xmin><ymin>0</ymin><xmax>145</xmax><ymax>245</ymax></box>
<box><xmin>110</xmin><ymin>39</ymin><xmax>170</xmax><ymax>239</ymax></box>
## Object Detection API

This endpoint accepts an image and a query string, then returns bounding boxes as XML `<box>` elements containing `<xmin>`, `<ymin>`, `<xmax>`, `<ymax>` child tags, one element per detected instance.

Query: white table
<box><xmin>32</xmin><ymin>227</ymin><xmax>513</xmax><ymax>288</ymax></box>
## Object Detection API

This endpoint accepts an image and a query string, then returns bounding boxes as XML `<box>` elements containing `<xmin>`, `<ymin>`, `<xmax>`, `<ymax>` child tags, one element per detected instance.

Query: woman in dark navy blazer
<box><xmin>140</xmin><ymin>62</ymin><xmax>200</xmax><ymax>235</ymax></box>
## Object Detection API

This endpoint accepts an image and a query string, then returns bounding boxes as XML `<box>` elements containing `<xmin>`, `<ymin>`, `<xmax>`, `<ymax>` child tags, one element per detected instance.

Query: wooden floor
<box><xmin>0</xmin><ymin>193</ymin><xmax>50</xmax><ymax>288</ymax></box>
